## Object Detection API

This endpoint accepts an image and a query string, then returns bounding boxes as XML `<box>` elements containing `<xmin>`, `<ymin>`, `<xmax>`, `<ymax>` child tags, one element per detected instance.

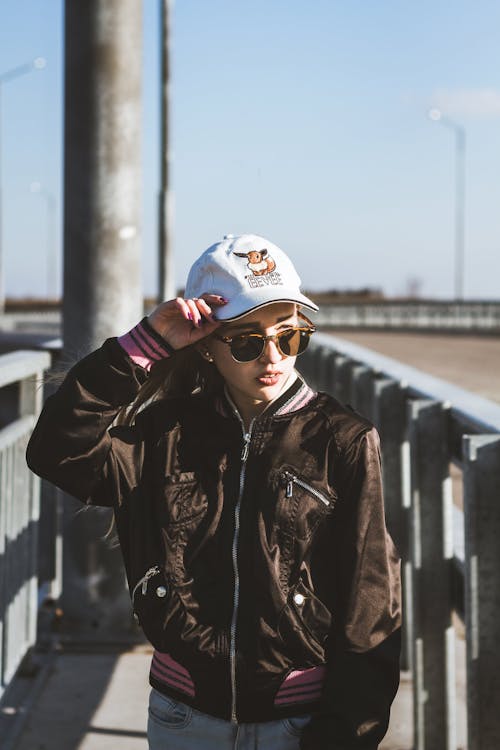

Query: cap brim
<box><xmin>213</xmin><ymin>289</ymin><xmax>319</xmax><ymax>322</ymax></box>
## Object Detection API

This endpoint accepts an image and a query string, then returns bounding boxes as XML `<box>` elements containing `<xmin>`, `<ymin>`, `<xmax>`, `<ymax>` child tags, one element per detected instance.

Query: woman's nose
<box><xmin>260</xmin><ymin>338</ymin><xmax>282</xmax><ymax>363</ymax></box>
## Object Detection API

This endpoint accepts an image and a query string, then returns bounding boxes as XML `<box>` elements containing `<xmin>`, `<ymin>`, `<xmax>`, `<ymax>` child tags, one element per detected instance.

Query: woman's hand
<box><xmin>147</xmin><ymin>294</ymin><xmax>227</xmax><ymax>351</ymax></box>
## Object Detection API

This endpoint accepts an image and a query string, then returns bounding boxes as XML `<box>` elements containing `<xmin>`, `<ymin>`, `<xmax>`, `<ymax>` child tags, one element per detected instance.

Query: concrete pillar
<box><xmin>463</xmin><ymin>434</ymin><xmax>500</xmax><ymax>750</ymax></box>
<box><xmin>61</xmin><ymin>0</ymin><xmax>143</xmax><ymax>635</ymax></box>
<box><xmin>409</xmin><ymin>399</ymin><xmax>455</xmax><ymax>750</ymax></box>
<box><xmin>63</xmin><ymin>0</ymin><xmax>143</xmax><ymax>352</ymax></box>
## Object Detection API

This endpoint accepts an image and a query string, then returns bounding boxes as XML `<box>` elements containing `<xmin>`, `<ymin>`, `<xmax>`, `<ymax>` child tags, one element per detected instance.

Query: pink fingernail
<box><xmin>187</xmin><ymin>313</ymin><xmax>193</xmax><ymax>321</ymax></box>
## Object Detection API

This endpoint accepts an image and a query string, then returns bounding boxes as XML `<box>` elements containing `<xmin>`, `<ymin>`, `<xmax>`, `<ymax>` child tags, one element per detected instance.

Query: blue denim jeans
<box><xmin>147</xmin><ymin>688</ymin><xmax>312</xmax><ymax>749</ymax></box>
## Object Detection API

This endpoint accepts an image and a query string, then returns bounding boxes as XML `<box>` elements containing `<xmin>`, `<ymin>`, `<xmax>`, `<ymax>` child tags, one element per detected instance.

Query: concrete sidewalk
<box><xmin>3</xmin><ymin>644</ymin><xmax>416</xmax><ymax>750</ymax></box>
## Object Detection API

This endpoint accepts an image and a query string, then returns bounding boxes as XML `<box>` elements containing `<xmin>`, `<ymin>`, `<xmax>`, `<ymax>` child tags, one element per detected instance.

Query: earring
<box><xmin>204</xmin><ymin>351</ymin><xmax>214</xmax><ymax>363</ymax></box>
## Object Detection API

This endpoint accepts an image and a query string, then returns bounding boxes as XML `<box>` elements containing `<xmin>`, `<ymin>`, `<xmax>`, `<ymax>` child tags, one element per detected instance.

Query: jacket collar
<box><xmin>215</xmin><ymin>371</ymin><xmax>316</xmax><ymax>422</ymax></box>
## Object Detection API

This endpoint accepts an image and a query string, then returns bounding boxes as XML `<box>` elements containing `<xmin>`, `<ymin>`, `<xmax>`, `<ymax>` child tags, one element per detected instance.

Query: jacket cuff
<box><xmin>117</xmin><ymin>317</ymin><xmax>175</xmax><ymax>371</ymax></box>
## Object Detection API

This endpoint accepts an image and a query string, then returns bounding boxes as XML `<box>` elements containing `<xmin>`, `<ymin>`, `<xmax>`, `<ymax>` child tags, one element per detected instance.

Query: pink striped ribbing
<box><xmin>274</xmin><ymin>665</ymin><xmax>326</xmax><ymax>706</ymax></box>
<box><xmin>150</xmin><ymin>652</ymin><xmax>196</xmax><ymax>698</ymax></box>
<box><xmin>118</xmin><ymin>320</ymin><xmax>171</xmax><ymax>371</ymax></box>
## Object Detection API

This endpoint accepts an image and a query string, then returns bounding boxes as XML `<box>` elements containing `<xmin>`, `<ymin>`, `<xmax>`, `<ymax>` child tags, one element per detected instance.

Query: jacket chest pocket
<box><xmin>161</xmin><ymin>472</ymin><xmax>210</xmax><ymax>582</ymax></box>
<box><xmin>272</xmin><ymin>466</ymin><xmax>337</xmax><ymax>541</ymax></box>
<box><xmin>162</xmin><ymin>472</ymin><xmax>208</xmax><ymax>526</ymax></box>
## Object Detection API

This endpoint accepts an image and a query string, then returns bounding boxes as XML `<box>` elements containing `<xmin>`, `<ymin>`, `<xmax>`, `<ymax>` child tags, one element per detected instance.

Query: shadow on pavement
<box><xmin>12</xmin><ymin>645</ymin><xmax>151</xmax><ymax>750</ymax></box>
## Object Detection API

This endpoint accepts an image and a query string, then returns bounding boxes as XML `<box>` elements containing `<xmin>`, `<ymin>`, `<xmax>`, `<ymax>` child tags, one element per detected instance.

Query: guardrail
<box><xmin>0</xmin><ymin>350</ymin><xmax>51</xmax><ymax>700</ymax></box>
<box><xmin>313</xmin><ymin>300</ymin><xmax>500</xmax><ymax>332</ymax></box>
<box><xmin>299</xmin><ymin>334</ymin><xmax>500</xmax><ymax>750</ymax></box>
<box><xmin>3</xmin><ymin>299</ymin><xmax>500</xmax><ymax>334</ymax></box>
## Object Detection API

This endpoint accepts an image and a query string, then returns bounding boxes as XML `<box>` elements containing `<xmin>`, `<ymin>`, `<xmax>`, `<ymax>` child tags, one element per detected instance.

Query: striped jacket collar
<box><xmin>216</xmin><ymin>371</ymin><xmax>317</xmax><ymax>421</ymax></box>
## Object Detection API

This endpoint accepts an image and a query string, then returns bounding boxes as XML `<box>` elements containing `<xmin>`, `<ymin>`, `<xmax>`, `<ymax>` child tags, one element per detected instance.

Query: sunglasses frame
<box><xmin>213</xmin><ymin>312</ymin><xmax>316</xmax><ymax>363</ymax></box>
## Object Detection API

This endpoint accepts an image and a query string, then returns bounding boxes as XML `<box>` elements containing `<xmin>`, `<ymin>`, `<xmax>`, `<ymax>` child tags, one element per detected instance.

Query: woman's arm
<box><xmin>26</xmin><ymin>296</ymin><xmax>226</xmax><ymax>506</ymax></box>
<box><xmin>26</xmin><ymin>336</ymin><xmax>151</xmax><ymax>505</ymax></box>
<box><xmin>301</xmin><ymin>427</ymin><xmax>402</xmax><ymax>749</ymax></box>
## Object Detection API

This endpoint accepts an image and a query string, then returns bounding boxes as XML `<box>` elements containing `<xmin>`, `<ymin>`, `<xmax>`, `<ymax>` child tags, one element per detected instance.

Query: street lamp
<box><xmin>0</xmin><ymin>57</ymin><xmax>46</xmax><ymax>313</ymax></box>
<box><xmin>428</xmin><ymin>108</ymin><xmax>466</xmax><ymax>301</ymax></box>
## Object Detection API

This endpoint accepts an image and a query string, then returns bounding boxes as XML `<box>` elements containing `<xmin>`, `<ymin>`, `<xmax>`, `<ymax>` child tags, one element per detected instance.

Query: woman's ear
<box><xmin>195</xmin><ymin>343</ymin><xmax>214</xmax><ymax>363</ymax></box>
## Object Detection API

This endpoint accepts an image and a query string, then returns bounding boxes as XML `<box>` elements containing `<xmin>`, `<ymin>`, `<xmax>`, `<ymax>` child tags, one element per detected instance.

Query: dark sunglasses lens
<box><xmin>229</xmin><ymin>329</ymin><xmax>313</xmax><ymax>362</ymax></box>
<box><xmin>277</xmin><ymin>329</ymin><xmax>311</xmax><ymax>357</ymax></box>
<box><xmin>230</xmin><ymin>335</ymin><xmax>264</xmax><ymax>362</ymax></box>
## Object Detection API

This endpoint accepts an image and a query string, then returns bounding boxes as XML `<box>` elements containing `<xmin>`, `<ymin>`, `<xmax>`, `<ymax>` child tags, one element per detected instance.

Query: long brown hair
<box><xmin>117</xmin><ymin>343</ymin><xmax>224</xmax><ymax>426</ymax></box>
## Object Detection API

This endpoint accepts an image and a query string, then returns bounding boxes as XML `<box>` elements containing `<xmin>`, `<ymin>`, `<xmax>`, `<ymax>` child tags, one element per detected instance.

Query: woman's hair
<box><xmin>117</xmin><ymin>342</ymin><xmax>224</xmax><ymax>426</ymax></box>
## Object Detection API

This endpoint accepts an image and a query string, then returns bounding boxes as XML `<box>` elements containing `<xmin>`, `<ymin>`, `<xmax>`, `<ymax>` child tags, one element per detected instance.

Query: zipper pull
<box><xmin>241</xmin><ymin>433</ymin><xmax>251</xmax><ymax>462</ymax></box>
<box><xmin>141</xmin><ymin>566</ymin><xmax>160</xmax><ymax>595</ymax></box>
<box><xmin>282</xmin><ymin>471</ymin><xmax>294</xmax><ymax>498</ymax></box>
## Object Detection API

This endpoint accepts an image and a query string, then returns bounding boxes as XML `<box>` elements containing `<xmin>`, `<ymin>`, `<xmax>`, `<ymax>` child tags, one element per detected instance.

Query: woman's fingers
<box><xmin>196</xmin><ymin>298</ymin><xmax>217</xmax><ymax>322</ymax></box>
<box><xmin>200</xmin><ymin>294</ymin><xmax>227</xmax><ymax>307</ymax></box>
<box><xmin>185</xmin><ymin>298</ymin><xmax>202</xmax><ymax>326</ymax></box>
<box><xmin>171</xmin><ymin>297</ymin><xmax>192</xmax><ymax>322</ymax></box>
<box><xmin>148</xmin><ymin>294</ymin><xmax>227</xmax><ymax>349</ymax></box>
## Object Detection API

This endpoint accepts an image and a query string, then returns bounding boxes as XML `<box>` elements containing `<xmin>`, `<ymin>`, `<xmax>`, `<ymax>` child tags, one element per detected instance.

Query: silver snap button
<box><xmin>156</xmin><ymin>586</ymin><xmax>167</xmax><ymax>598</ymax></box>
<box><xmin>293</xmin><ymin>593</ymin><xmax>305</xmax><ymax>606</ymax></box>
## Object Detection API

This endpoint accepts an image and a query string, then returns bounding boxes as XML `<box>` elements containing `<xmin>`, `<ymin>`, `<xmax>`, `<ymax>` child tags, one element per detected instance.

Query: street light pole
<box><xmin>158</xmin><ymin>0</ymin><xmax>175</xmax><ymax>303</ymax></box>
<box><xmin>0</xmin><ymin>57</ymin><xmax>46</xmax><ymax>313</ymax></box>
<box><xmin>428</xmin><ymin>108</ymin><xmax>466</xmax><ymax>301</ymax></box>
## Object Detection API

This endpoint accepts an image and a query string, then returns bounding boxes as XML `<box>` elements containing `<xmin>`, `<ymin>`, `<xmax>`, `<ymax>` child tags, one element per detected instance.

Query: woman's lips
<box><xmin>256</xmin><ymin>372</ymin><xmax>282</xmax><ymax>386</ymax></box>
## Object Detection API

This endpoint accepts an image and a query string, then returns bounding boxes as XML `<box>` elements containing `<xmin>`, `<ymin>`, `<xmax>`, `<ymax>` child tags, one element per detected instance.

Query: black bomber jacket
<box><xmin>26</xmin><ymin>337</ymin><xmax>401</xmax><ymax>749</ymax></box>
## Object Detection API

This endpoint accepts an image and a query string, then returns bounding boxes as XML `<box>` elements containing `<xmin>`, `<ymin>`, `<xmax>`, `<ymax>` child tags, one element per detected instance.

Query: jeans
<box><xmin>147</xmin><ymin>688</ymin><xmax>312</xmax><ymax>749</ymax></box>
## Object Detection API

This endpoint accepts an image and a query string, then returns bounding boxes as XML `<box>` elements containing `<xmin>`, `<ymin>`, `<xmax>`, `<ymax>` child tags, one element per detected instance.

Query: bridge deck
<box><xmin>7</xmin><ymin>636</ymin><xmax>467</xmax><ymax>750</ymax></box>
<box><xmin>332</xmin><ymin>330</ymin><xmax>500</xmax><ymax>403</ymax></box>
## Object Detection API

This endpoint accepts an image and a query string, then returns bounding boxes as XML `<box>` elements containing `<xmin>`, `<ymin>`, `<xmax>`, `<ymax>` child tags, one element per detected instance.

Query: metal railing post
<box><xmin>373</xmin><ymin>377</ymin><xmax>411</xmax><ymax>670</ymax></box>
<box><xmin>408</xmin><ymin>399</ymin><xmax>455</xmax><ymax>750</ymax></box>
<box><xmin>350</xmin><ymin>364</ymin><xmax>373</xmax><ymax>420</ymax></box>
<box><xmin>463</xmin><ymin>434</ymin><xmax>500</xmax><ymax>750</ymax></box>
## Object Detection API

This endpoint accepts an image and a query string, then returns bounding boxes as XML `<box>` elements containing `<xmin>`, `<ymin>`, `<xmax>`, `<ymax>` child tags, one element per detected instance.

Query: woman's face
<box><xmin>207</xmin><ymin>302</ymin><xmax>299</xmax><ymax>415</ymax></box>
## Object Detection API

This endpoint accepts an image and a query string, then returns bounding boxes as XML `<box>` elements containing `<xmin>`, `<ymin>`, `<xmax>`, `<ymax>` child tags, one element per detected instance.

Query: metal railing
<box><xmin>0</xmin><ymin>350</ymin><xmax>50</xmax><ymax>699</ymax></box>
<box><xmin>3</xmin><ymin>299</ymin><xmax>500</xmax><ymax>335</ymax></box>
<box><xmin>313</xmin><ymin>300</ymin><xmax>500</xmax><ymax>332</ymax></box>
<box><xmin>300</xmin><ymin>334</ymin><xmax>500</xmax><ymax>750</ymax></box>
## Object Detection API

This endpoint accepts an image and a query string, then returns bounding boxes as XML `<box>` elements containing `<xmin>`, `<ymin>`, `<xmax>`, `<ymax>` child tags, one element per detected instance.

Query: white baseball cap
<box><xmin>185</xmin><ymin>234</ymin><xmax>319</xmax><ymax>321</ymax></box>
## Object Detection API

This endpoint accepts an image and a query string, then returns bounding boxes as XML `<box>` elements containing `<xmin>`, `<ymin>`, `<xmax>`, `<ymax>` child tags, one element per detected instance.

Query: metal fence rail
<box><xmin>0</xmin><ymin>350</ymin><xmax>50</xmax><ymax>699</ymax></box>
<box><xmin>300</xmin><ymin>334</ymin><xmax>500</xmax><ymax>750</ymax></box>
<box><xmin>313</xmin><ymin>300</ymin><xmax>500</xmax><ymax>332</ymax></box>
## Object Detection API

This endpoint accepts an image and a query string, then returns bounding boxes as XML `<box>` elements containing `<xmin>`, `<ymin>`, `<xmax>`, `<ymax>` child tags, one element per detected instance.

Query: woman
<box><xmin>27</xmin><ymin>234</ymin><xmax>401</xmax><ymax>749</ymax></box>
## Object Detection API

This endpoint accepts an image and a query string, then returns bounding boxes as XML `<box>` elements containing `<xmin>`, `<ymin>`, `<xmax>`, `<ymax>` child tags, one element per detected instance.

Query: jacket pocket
<box><xmin>277</xmin><ymin>579</ymin><xmax>332</xmax><ymax>661</ymax></box>
<box><xmin>273</xmin><ymin>466</ymin><xmax>337</xmax><ymax>541</ymax></box>
<box><xmin>163</xmin><ymin>472</ymin><xmax>208</xmax><ymax>526</ymax></box>
<box><xmin>132</xmin><ymin>564</ymin><xmax>171</xmax><ymax>649</ymax></box>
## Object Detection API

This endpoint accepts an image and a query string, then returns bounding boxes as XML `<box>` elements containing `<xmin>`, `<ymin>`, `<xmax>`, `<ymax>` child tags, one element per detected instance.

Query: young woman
<box><xmin>27</xmin><ymin>234</ymin><xmax>401</xmax><ymax>749</ymax></box>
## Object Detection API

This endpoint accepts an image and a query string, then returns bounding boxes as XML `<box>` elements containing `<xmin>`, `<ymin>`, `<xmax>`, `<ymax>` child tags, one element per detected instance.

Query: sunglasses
<box><xmin>213</xmin><ymin>313</ymin><xmax>316</xmax><ymax>363</ymax></box>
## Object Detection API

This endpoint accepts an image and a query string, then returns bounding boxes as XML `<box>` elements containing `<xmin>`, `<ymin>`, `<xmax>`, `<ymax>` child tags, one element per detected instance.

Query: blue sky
<box><xmin>1</xmin><ymin>0</ymin><xmax>500</xmax><ymax>299</ymax></box>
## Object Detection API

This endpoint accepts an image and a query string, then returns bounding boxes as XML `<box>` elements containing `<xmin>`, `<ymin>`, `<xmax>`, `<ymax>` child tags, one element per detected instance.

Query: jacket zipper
<box><xmin>228</xmin><ymin>411</ymin><xmax>255</xmax><ymax>724</ymax></box>
<box><xmin>131</xmin><ymin>565</ymin><xmax>161</xmax><ymax>605</ymax></box>
<box><xmin>281</xmin><ymin>470</ymin><xmax>334</xmax><ymax>508</ymax></box>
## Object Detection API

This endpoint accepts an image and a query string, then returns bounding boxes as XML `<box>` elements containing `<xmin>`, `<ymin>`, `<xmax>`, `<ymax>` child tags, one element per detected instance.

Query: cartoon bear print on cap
<box><xmin>234</xmin><ymin>249</ymin><xmax>276</xmax><ymax>277</ymax></box>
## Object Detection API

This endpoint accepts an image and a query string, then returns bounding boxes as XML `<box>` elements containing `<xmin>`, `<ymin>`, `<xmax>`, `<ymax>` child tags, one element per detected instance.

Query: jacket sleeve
<box><xmin>26</xmin><ymin>337</ymin><xmax>148</xmax><ymax>507</ymax></box>
<box><xmin>301</xmin><ymin>426</ymin><xmax>402</xmax><ymax>750</ymax></box>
